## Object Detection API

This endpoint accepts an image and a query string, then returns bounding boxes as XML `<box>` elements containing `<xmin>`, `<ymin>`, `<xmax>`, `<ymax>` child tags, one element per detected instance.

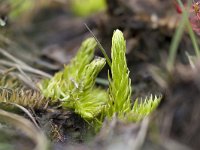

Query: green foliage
<box><xmin>39</xmin><ymin>30</ymin><xmax>161</xmax><ymax>126</ymax></box>
<box><xmin>106</xmin><ymin>30</ymin><xmax>132</xmax><ymax>120</ymax></box>
<box><xmin>39</xmin><ymin>38</ymin><xmax>96</xmax><ymax>100</ymax></box>
<box><xmin>71</xmin><ymin>0</ymin><xmax>106</xmax><ymax>17</ymax></box>
<box><xmin>106</xmin><ymin>30</ymin><xmax>161</xmax><ymax>122</ymax></box>
<box><xmin>71</xmin><ymin>88</ymin><xmax>107</xmax><ymax>120</ymax></box>
<box><xmin>62</xmin><ymin>57</ymin><xmax>107</xmax><ymax>119</ymax></box>
<box><xmin>39</xmin><ymin>38</ymin><xmax>108</xmax><ymax>120</ymax></box>
<box><xmin>127</xmin><ymin>95</ymin><xmax>161</xmax><ymax>122</ymax></box>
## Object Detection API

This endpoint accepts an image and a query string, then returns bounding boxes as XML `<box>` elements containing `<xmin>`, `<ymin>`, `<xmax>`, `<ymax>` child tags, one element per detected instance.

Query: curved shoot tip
<box><xmin>112</xmin><ymin>29</ymin><xmax>126</xmax><ymax>54</ymax></box>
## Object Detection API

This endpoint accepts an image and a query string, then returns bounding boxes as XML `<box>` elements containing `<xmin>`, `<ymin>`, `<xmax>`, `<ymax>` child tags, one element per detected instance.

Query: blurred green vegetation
<box><xmin>2</xmin><ymin>0</ymin><xmax>107</xmax><ymax>21</ymax></box>
<box><xmin>8</xmin><ymin>0</ymin><xmax>34</xmax><ymax>19</ymax></box>
<box><xmin>71</xmin><ymin>0</ymin><xmax>106</xmax><ymax>17</ymax></box>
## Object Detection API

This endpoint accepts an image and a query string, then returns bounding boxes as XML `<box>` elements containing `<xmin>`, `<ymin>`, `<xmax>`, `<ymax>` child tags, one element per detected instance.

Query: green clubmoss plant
<box><xmin>39</xmin><ymin>30</ymin><xmax>161</xmax><ymax>126</ymax></box>
<box><xmin>62</xmin><ymin>57</ymin><xmax>107</xmax><ymax>119</ymax></box>
<box><xmin>106</xmin><ymin>30</ymin><xmax>132</xmax><ymax>120</ymax></box>
<box><xmin>127</xmin><ymin>95</ymin><xmax>160</xmax><ymax>122</ymax></box>
<box><xmin>105</xmin><ymin>30</ymin><xmax>161</xmax><ymax>122</ymax></box>
<box><xmin>39</xmin><ymin>38</ymin><xmax>108</xmax><ymax>120</ymax></box>
<box><xmin>39</xmin><ymin>38</ymin><xmax>97</xmax><ymax>100</ymax></box>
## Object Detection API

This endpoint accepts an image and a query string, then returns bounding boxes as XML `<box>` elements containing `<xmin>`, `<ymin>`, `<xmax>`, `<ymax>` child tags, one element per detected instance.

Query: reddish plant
<box><xmin>174</xmin><ymin>1</ymin><xmax>183</xmax><ymax>13</ymax></box>
<box><xmin>190</xmin><ymin>1</ymin><xmax>200</xmax><ymax>35</ymax></box>
<box><xmin>174</xmin><ymin>0</ymin><xmax>200</xmax><ymax>35</ymax></box>
<box><xmin>174</xmin><ymin>0</ymin><xmax>187</xmax><ymax>13</ymax></box>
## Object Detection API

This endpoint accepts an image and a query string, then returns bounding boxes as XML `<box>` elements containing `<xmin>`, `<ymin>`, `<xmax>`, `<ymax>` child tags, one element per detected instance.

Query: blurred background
<box><xmin>1</xmin><ymin>0</ymin><xmax>200</xmax><ymax>150</ymax></box>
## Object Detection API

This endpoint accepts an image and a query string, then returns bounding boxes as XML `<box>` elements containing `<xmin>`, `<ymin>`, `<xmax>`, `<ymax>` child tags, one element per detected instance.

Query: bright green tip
<box><xmin>113</xmin><ymin>29</ymin><xmax>124</xmax><ymax>40</ymax></box>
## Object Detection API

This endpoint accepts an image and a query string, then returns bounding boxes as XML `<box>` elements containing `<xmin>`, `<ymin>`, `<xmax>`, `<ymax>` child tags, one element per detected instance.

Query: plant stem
<box><xmin>167</xmin><ymin>0</ymin><xmax>200</xmax><ymax>70</ymax></box>
<box><xmin>177</xmin><ymin>0</ymin><xmax>200</xmax><ymax>56</ymax></box>
<box><xmin>84</xmin><ymin>23</ymin><xmax>112</xmax><ymax>68</ymax></box>
<box><xmin>187</xmin><ymin>20</ymin><xmax>200</xmax><ymax>57</ymax></box>
<box><xmin>167</xmin><ymin>14</ymin><xmax>186</xmax><ymax>70</ymax></box>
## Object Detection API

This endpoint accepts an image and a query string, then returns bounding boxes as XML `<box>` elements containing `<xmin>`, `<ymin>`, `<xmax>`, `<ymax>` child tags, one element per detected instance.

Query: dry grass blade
<box><xmin>0</xmin><ymin>49</ymin><xmax>52</xmax><ymax>78</ymax></box>
<box><xmin>0</xmin><ymin>66</ymin><xmax>37</xmax><ymax>90</ymax></box>
<box><xmin>0</xmin><ymin>109</ymin><xmax>49</xmax><ymax>150</ymax></box>
<box><xmin>4</xmin><ymin>102</ymin><xmax>41</xmax><ymax>129</ymax></box>
<box><xmin>0</xmin><ymin>48</ymin><xmax>27</xmax><ymax>67</ymax></box>
<box><xmin>0</xmin><ymin>74</ymin><xmax>20</xmax><ymax>89</ymax></box>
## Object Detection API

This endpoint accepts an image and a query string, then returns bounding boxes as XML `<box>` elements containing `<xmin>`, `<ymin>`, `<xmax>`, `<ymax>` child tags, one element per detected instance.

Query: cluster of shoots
<box><xmin>39</xmin><ymin>30</ymin><xmax>161</xmax><ymax>128</ymax></box>
<box><xmin>39</xmin><ymin>38</ymin><xmax>108</xmax><ymax>119</ymax></box>
<box><xmin>105</xmin><ymin>30</ymin><xmax>160</xmax><ymax>122</ymax></box>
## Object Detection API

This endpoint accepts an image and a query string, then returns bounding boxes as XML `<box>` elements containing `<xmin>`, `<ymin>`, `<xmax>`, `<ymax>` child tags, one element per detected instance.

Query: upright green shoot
<box><xmin>106</xmin><ymin>30</ymin><xmax>132</xmax><ymax>120</ymax></box>
<box><xmin>106</xmin><ymin>30</ymin><xmax>160</xmax><ymax>122</ymax></box>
